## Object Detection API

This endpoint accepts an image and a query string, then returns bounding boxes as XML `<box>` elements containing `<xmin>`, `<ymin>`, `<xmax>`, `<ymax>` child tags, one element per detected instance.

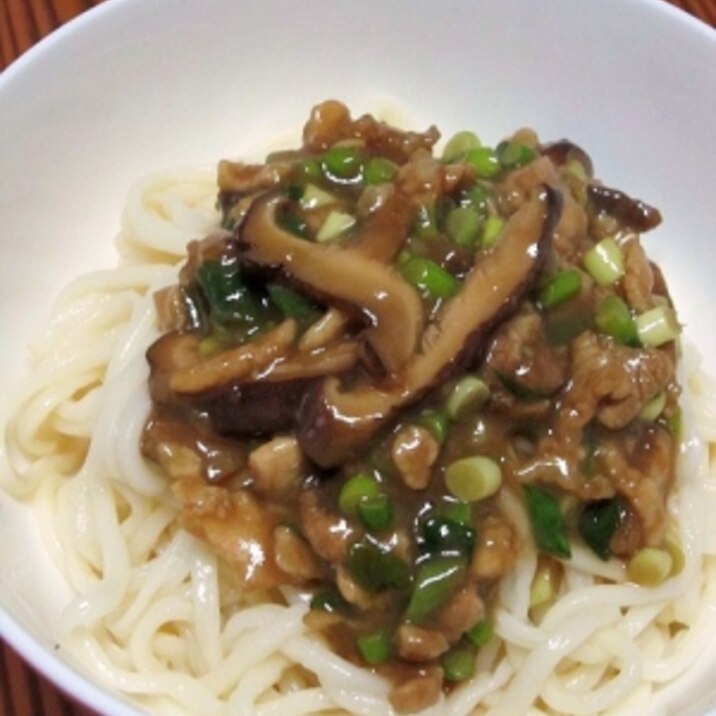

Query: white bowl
<box><xmin>1</xmin><ymin>0</ymin><xmax>715</xmax><ymax>714</ymax></box>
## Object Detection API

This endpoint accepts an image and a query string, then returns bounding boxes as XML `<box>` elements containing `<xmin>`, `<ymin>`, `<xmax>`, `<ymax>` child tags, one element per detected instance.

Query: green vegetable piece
<box><xmin>441</xmin><ymin>646</ymin><xmax>476</xmax><ymax>682</ymax></box>
<box><xmin>635</xmin><ymin>306</ymin><xmax>680</xmax><ymax>347</ymax></box>
<box><xmin>461</xmin><ymin>183</ymin><xmax>491</xmax><ymax>218</ymax></box>
<box><xmin>357</xmin><ymin>631</ymin><xmax>393</xmax><ymax>665</ymax></box>
<box><xmin>405</xmin><ymin>557</ymin><xmax>466</xmax><ymax>623</ymax></box>
<box><xmin>594</xmin><ymin>295</ymin><xmax>639</xmax><ymax>346</ymax></box>
<box><xmin>296</xmin><ymin>158</ymin><xmax>322</xmax><ymax>181</ymax></box>
<box><xmin>357</xmin><ymin>494</ymin><xmax>393</xmax><ymax>532</ymax></box>
<box><xmin>666</xmin><ymin>407</ymin><xmax>682</xmax><ymax>438</ymax></box>
<box><xmin>538</xmin><ymin>270</ymin><xmax>582</xmax><ymax>309</ymax></box>
<box><xmin>285</xmin><ymin>184</ymin><xmax>304</xmax><ymax>201</ymax></box>
<box><xmin>338</xmin><ymin>474</ymin><xmax>380</xmax><ymax>516</ymax></box>
<box><xmin>321</xmin><ymin>145</ymin><xmax>364</xmax><ymax>181</ymax></box>
<box><xmin>416</xmin><ymin>409</ymin><xmax>450</xmax><ymax>444</ymax></box>
<box><xmin>496</xmin><ymin>140</ymin><xmax>537</xmax><ymax>169</ymax></box>
<box><xmin>442</xmin><ymin>131</ymin><xmax>481</xmax><ymax>162</ymax></box>
<box><xmin>639</xmin><ymin>391</ymin><xmax>667</xmax><ymax>422</ymax></box>
<box><xmin>418</xmin><ymin>515</ymin><xmax>475</xmax><ymax>558</ymax></box>
<box><xmin>278</xmin><ymin>210</ymin><xmax>310</xmax><ymax>239</ymax></box>
<box><xmin>267</xmin><ymin>284</ymin><xmax>320</xmax><ymax>328</ymax></box>
<box><xmin>524</xmin><ymin>485</ymin><xmax>572</xmax><ymax>559</ymax></box>
<box><xmin>299</xmin><ymin>183</ymin><xmax>336</xmax><ymax>209</ymax></box>
<box><xmin>465</xmin><ymin>619</ymin><xmax>493</xmax><ymax>647</ymax></box>
<box><xmin>196</xmin><ymin>259</ymin><xmax>264</xmax><ymax>326</ymax></box>
<box><xmin>566</xmin><ymin>159</ymin><xmax>588</xmax><ymax>181</ymax></box>
<box><xmin>445</xmin><ymin>456</ymin><xmax>502</xmax><ymax>503</ymax></box>
<box><xmin>348</xmin><ymin>540</ymin><xmax>412</xmax><ymax>594</ymax></box>
<box><xmin>530</xmin><ymin>563</ymin><xmax>558</xmax><ymax>607</ymax></box>
<box><xmin>436</xmin><ymin>499</ymin><xmax>472</xmax><ymax>527</ymax></box>
<box><xmin>445</xmin><ymin>376</ymin><xmax>490</xmax><ymax>421</ymax></box>
<box><xmin>481</xmin><ymin>215</ymin><xmax>505</xmax><ymax>247</ymax></box>
<box><xmin>627</xmin><ymin>548</ymin><xmax>673</xmax><ymax>587</ymax></box>
<box><xmin>316</xmin><ymin>210</ymin><xmax>356</xmax><ymax>242</ymax></box>
<box><xmin>583</xmin><ymin>237</ymin><xmax>624</xmax><ymax>286</ymax></box>
<box><xmin>401</xmin><ymin>257</ymin><xmax>460</xmax><ymax>300</ymax></box>
<box><xmin>413</xmin><ymin>202</ymin><xmax>439</xmax><ymax>240</ymax></box>
<box><xmin>445</xmin><ymin>206</ymin><xmax>482</xmax><ymax>247</ymax></box>
<box><xmin>465</xmin><ymin>147</ymin><xmax>501</xmax><ymax>178</ymax></box>
<box><xmin>578</xmin><ymin>499</ymin><xmax>623</xmax><ymax>560</ymax></box>
<box><xmin>364</xmin><ymin>157</ymin><xmax>398</xmax><ymax>185</ymax></box>
<box><xmin>310</xmin><ymin>589</ymin><xmax>348</xmax><ymax>613</ymax></box>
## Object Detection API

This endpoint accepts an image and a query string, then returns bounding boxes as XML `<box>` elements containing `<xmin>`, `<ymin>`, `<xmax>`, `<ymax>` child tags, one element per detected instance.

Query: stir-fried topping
<box><xmin>142</xmin><ymin>101</ymin><xmax>681</xmax><ymax>714</ymax></box>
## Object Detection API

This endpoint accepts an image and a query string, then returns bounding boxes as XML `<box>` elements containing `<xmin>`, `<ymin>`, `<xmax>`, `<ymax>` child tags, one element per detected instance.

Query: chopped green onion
<box><xmin>339</xmin><ymin>474</ymin><xmax>380</xmax><ymax>516</ymax></box>
<box><xmin>627</xmin><ymin>547</ymin><xmax>673</xmax><ymax>587</ymax></box>
<box><xmin>416</xmin><ymin>409</ymin><xmax>450</xmax><ymax>444</ymax></box>
<box><xmin>666</xmin><ymin>407</ymin><xmax>682</xmax><ymax>438</ymax></box>
<box><xmin>524</xmin><ymin>486</ymin><xmax>572</xmax><ymax>559</ymax></box>
<box><xmin>594</xmin><ymin>295</ymin><xmax>639</xmax><ymax>346</ymax></box>
<box><xmin>481</xmin><ymin>215</ymin><xmax>505</xmax><ymax>247</ymax></box>
<box><xmin>316</xmin><ymin>210</ymin><xmax>356</xmax><ymax>242</ymax></box>
<box><xmin>578</xmin><ymin>499</ymin><xmax>623</xmax><ymax>561</ymax></box>
<box><xmin>310</xmin><ymin>588</ymin><xmax>347</xmax><ymax>613</ymax></box>
<box><xmin>295</xmin><ymin>158</ymin><xmax>322</xmax><ymax>181</ymax></box>
<box><xmin>538</xmin><ymin>270</ymin><xmax>582</xmax><ymax>309</ymax></box>
<box><xmin>441</xmin><ymin>646</ymin><xmax>476</xmax><ymax>682</ymax></box>
<box><xmin>285</xmin><ymin>184</ymin><xmax>304</xmax><ymax>201</ymax></box>
<box><xmin>565</xmin><ymin>159</ymin><xmax>588</xmax><ymax>181</ymax></box>
<box><xmin>300</xmin><ymin>183</ymin><xmax>337</xmax><ymax>209</ymax></box>
<box><xmin>465</xmin><ymin>619</ymin><xmax>493</xmax><ymax>647</ymax></box>
<box><xmin>461</xmin><ymin>184</ymin><xmax>491</xmax><ymax>218</ymax></box>
<box><xmin>278</xmin><ymin>210</ymin><xmax>310</xmax><ymax>238</ymax></box>
<box><xmin>444</xmin><ymin>456</ymin><xmax>502</xmax><ymax>502</ymax></box>
<box><xmin>348</xmin><ymin>541</ymin><xmax>412</xmax><ymax>594</ymax></box>
<box><xmin>445</xmin><ymin>206</ymin><xmax>482</xmax><ymax>247</ymax></box>
<box><xmin>357</xmin><ymin>494</ymin><xmax>393</xmax><ymax>532</ymax></box>
<box><xmin>401</xmin><ymin>257</ymin><xmax>460</xmax><ymax>299</ymax></box>
<box><xmin>196</xmin><ymin>259</ymin><xmax>265</xmax><ymax>327</ymax></box>
<box><xmin>465</xmin><ymin>147</ymin><xmax>501</xmax><ymax>179</ymax></box>
<box><xmin>635</xmin><ymin>306</ymin><xmax>680</xmax><ymax>347</ymax></box>
<box><xmin>267</xmin><ymin>284</ymin><xmax>320</xmax><ymax>327</ymax></box>
<box><xmin>442</xmin><ymin>131</ymin><xmax>481</xmax><ymax>162</ymax></box>
<box><xmin>321</xmin><ymin>145</ymin><xmax>363</xmax><ymax>181</ymax></box>
<box><xmin>530</xmin><ymin>562</ymin><xmax>558</xmax><ymax>607</ymax></box>
<box><xmin>413</xmin><ymin>202</ymin><xmax>439</xmax><ymax>239</ymax></box>
<box><xmin>405</xmin><ymin>557</ymin><xmax>465</xmax><ymax>623</ymax></box>
<box><xmin>445</xmin><ymin>376</ymin><xmax>490</xmax><ymax>421</ymax></box>
<box><xmin>418</xmin><ymin>515</ymin><xmax>476</xmax><ymax>559</ymax></box>
<box><xmin>357</xmin><ymin>630</ymin><xmax>393</xmax><ymax>665</ymax></box>
<box><xmin>496</xmin><ymin>141</ymin><xmax>537</xmax><ymax>169</ymax></box>
<box><xmin>364</xmin><ymin>157</ymin><xmax>398</xmax><ymax>185</ymax></box>
<box><xmin>639</xmin><ymin>391</ymin><xmax>667</xmax><ymax>421</ymax></box>
<box><xmin>583</xmin><ymin>238</ymin><xmax>624</xmax><ymax>286</ymax></box>
<box><xmin>437</xmin><ymin>499</ymin><xmax>472</xmax><ymax>527</ymax></box>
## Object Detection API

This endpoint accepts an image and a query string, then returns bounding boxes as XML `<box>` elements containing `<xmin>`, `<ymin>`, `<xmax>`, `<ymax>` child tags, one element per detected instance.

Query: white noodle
<box><xmin>3</xmin><ymin>168</ymin><xmax>716</xmax><ymax>716</ymax></box>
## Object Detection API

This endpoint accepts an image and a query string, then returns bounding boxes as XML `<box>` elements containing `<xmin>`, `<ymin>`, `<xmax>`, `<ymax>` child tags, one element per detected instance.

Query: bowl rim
<box><xmin>0</xmin><ymin>0</ymin><xmax>714</xmax><ymax>714</ymax></box>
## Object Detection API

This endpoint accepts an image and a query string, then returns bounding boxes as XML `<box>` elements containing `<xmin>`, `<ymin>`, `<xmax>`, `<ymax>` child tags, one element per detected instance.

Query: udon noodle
<box><xmin>4</xmin><ymin>105</ymin><xmax>716</xmax><ymax>716</ymax></box>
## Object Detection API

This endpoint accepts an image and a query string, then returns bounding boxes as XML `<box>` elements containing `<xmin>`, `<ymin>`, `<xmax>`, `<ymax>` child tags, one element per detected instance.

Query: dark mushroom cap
<box><xmin>298</xmin><ymin>186</ymin><xmax>564</xmax><ymax>467</ymax></box>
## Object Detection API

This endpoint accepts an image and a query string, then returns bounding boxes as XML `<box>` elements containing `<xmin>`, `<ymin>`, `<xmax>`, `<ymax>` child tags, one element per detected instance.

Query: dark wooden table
<box><xmin>0</xmin><ymin>0</ymin><xmax>714</xmax><ymax>714</ymax></box>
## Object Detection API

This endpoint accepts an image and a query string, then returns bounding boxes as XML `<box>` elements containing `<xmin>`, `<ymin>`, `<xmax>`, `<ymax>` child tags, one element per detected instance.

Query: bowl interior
<box><xmin>1</xmin><ymin>0</ymin><xmax>715</xmax><ymax>713</ymax></box>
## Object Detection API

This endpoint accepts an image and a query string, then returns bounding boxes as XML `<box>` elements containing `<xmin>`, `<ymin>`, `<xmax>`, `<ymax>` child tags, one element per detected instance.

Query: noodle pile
<box><xmin>4</xmin><ymin>162</ymin><xmax>716</xmax><ymax>716</ymax></box>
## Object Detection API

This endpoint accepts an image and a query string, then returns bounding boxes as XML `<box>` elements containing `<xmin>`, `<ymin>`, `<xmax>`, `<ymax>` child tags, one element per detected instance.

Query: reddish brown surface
<box><xmin>0</xmin><ymin>0</ymin><xmax>713</xmax><ymax>714</ymax></box>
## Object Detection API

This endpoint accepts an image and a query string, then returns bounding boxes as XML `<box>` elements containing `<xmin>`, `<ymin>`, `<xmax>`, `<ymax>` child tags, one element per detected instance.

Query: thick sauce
<box><xmin>142</xmin><ymin>101</ymin><xmax>680</xmax><ymax>713</ymax></box>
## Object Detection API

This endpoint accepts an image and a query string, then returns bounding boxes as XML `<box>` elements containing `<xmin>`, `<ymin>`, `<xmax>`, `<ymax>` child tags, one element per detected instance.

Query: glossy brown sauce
<box><xmin>141</xmin><ymin>101</ymin><xmax>680</xmax><ymax>713</ymax></box>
